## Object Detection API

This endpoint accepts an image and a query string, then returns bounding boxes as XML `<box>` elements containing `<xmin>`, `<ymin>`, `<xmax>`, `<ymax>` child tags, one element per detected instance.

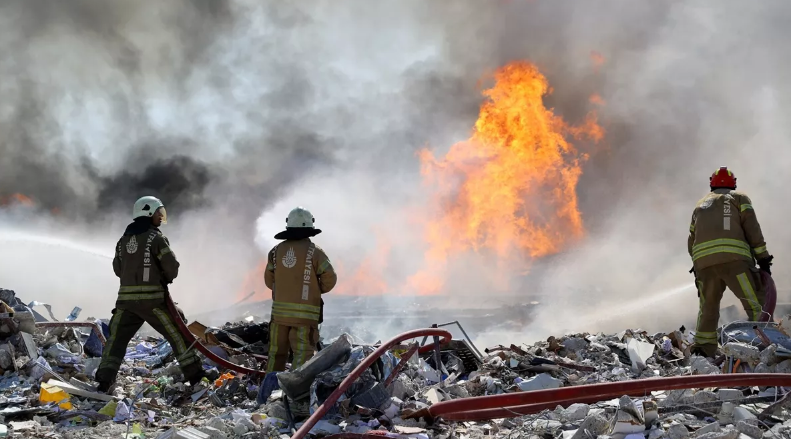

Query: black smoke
<box><xmin>96</xmin><ymin>154</ymin><xmax>214</xmax><ymax>215</ymax></box>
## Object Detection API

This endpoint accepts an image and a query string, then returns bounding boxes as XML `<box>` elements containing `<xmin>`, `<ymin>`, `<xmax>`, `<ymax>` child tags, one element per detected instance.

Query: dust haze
<box><xmin>0</xmin><ymin>1</ymin><xmax>789</xmax><ymax>346</ymax></box>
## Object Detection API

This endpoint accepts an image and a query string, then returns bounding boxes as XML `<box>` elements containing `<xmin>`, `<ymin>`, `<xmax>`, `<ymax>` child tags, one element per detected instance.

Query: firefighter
<box><xmin>688</xmin><ymin>167</ymin><xmax>774</xmax><ymax>357</ymax></box>
<box><xmin>96</xmin><ymin>196</ymin><xmax>204</xmax><ymax>392</ymax></box>
<box><xmin>265</xmin><ymin>206</ymin><xmax>337</xmax><ymax>372</ymax></box>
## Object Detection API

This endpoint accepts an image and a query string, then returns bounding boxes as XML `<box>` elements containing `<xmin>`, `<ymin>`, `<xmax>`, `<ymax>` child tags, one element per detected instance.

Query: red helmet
<box><xmin>710</xmin><ymin>166</ymin><xmax>737</xmax><ymax>189</ymax></box>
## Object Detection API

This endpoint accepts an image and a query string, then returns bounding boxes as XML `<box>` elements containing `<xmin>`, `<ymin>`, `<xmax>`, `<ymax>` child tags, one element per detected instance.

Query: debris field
<box><xmin>0</xmin><ymin>287</ymin><xmax>790</xmax><ymax>439</ymax></box>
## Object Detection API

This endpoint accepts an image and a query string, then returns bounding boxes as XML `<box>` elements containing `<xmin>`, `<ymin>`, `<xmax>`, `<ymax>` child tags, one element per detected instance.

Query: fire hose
<box><xmin>292</xmin><ymin>328</ymin><xmax>452</xmax><ymax>439</ymax></box>
<box><xmin>406</xmin><ymin>373</ymin><xmax>791</xmax><ymax>422</ymax></box>
<box><xmin>161</xmin><ymin>301</ymin><xmax>791</xmax><ymax>428</ymax></box>
<box><xmin>166</xmin><ymin>295</ymin><xmax>268</xmax><ymax>377</ymax></box>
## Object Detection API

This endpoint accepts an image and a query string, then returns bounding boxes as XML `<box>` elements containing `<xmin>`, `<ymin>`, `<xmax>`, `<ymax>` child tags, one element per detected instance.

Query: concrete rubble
<box><xmin>0</xmin><ymin>287</ymin><xmax>789</xmax><ymax>438</ymax></box>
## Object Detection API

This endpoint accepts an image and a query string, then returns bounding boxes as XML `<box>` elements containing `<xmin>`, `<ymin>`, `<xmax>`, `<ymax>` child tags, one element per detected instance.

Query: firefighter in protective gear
<box><xmin>688</xmin><ymin>167</ymin><xmax>774</xmax><ymax>357</ymax></box>
<box><xmin>265</xmin><ymin>206</ymin><xmax>337</xmax><ymax>372</ymax></box>
<box><xmin>96</xmin><ymin>196</ymin><xmax>204</xmax><ymax>392</ymax></box>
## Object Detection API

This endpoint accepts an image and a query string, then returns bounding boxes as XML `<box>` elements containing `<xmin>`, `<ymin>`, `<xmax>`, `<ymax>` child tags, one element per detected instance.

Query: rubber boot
<box><xmin>691</xmin><ymin>343</ymin><xmax>718</xmax><ymax>358</ymax></box>
<box><xmin>182</xmin><ymin>363</ymin><xmax>207</xmax><ymax>386</ymax></box>
<box><xmin>97</xmin><ymin>380</ymin><xmax>117</xmax><ymax>394</ymax></box>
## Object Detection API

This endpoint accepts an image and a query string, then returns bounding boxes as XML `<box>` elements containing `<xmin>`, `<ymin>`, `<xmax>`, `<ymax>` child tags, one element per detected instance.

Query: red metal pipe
<box><xmin>443</xmin><ymin>384</ymin><xmax>770</xmax><ymax>421</ymax></box>
<box><xmin>410</xmin><ymin>373</ymin><xmax>791</xmax><ymax>422</ymax></box>
<box><xmin>324</xmin><ymin>434</ymin><xmax>389</xmax><ymax>439</ymax></box>
<box><xmin>35</xmin><ymin>321</ymin><xmax>107</xmax><ymax>345</ymax></box>
<box><xmin>754</xmin><ymin>326</ymin><xmax>771</xmax><ymax>348</ymax></box>
<box><xmin>166</xmin><ymin>296</ymin><xmax>267</xmax><ymax>377</ymax></box>
<box><xmin>292</xmin><ymin>328</ymin><xmax>452</xmax><ymax>439</ymax></box>
<box><xmin>760</xmin><ymin>271</ymin><xmax>777</xmax><ymax>322</ymax></box>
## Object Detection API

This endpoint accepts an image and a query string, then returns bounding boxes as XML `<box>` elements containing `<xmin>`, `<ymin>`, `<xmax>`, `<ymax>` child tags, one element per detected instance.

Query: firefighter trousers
<box><xmin>96</xmin><ymin>299</ymin><xmax>203</xmax><ymax>386</ymax></box>
<box><xmin>693</xmin><ymin>260</ymin><xmax>765</xmax><ymax>356</ymax></box>
<box><xmin>267</xmin><ymin>322</ymin><xmax>319</xmax><ymax>372</ymax></box>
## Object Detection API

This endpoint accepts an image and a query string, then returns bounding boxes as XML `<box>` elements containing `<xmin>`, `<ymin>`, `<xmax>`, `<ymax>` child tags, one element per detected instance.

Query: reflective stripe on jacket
<box><xmin>688</xmin><ymin>189</ymin><xmax>769</xmax><ymax>270</ymax></box>
<box><xmin>113</xmin><ymin>228</ymin><xmax>179</xmax><ymax>299</ymax></box>
<box><xmin>264</xmin><ymin>238</ymin><xmax>337</xmax><ymax>326</ymax></box>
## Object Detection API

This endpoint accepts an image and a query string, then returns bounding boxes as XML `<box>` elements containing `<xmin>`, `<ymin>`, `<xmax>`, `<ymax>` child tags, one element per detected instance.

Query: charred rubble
<box><xmin>0</xmin><ymin>287</ymin><xmax>788</xmax><ymax>438</ymax></box>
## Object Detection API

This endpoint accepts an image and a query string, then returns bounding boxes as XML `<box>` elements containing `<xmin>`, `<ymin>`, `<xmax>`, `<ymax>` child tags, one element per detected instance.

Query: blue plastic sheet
<box><xmin>123</xmin><ymin>340</ymin><xmax>173</xmax><ymax>368</ymax></box>
<box><xmin>720</xmin><ymin>322</ymin><xmax>791</xmax><ymax>350</ymax></box>
<box><xmin>257</xmin><ymin>372</ymin><xmax>280</xmax><ymax>405</ymax></box>
<box><xmin>97</xmin><ymin>320</ymin><xmax>110</xmax><ymax>339</ymax></box>
<box><xmin>84</xmin><ymin>331</ymin><xmax>103</xmax><ymax>357</ymax></box>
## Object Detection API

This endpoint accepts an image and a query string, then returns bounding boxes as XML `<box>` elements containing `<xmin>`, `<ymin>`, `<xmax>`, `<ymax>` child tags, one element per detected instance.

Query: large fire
<box><xmin>410</xmin><ymin>61</ymin><xmax>603</xmax><ymax>293</ymax></box>
<box><xmin>238</xmin><ymin>61</ymin><xmax>604</xmax><ymax>300</ymax></box>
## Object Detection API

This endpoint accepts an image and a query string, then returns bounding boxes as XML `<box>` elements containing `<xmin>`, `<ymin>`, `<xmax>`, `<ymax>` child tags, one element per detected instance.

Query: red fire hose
<box><xmin>408</xmin><ymin>373</ymin><xmax>791</xmax><ymax>422</ymax></box>
<box><xmin>166</xmin><ymin>296</ymin><xmax>268</xmax><ymax>377</ymax></box>
<box><xmin>292</xmin><ymin>328</ymin><xmax>452</xmax><ymax>439</ymax></box>
<box><xmin>324</xmin><ymin>435</ymin><xmax>386</xmax><ymax>439</ymax></box>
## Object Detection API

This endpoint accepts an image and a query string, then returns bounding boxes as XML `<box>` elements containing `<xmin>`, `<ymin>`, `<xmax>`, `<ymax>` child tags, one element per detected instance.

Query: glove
<box><xmin>689</xmin><ymin>266</ymin><xmax>698</xmax><ymax>297</ymax></box>
<box><xmin>758</xmin><ymin>255</ymin><xmax>774</xmax><ymax>275</ymax></box>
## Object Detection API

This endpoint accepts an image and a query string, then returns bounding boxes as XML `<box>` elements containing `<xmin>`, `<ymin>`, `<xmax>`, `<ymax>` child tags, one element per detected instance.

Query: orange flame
<box><xmin>590</xmin><ymin>51</ymin><xmax>606</xmax><ymax>71</ymax></box>
<box><xmin>333</xmin><ymin>230</ymin><xmax>391</xmax><ymax>295</ymax></box>
<box><xmin>589</xmin><ymin>93</ymin><xmax>605</xmax><ymax>106</ymax></box>
<box><xmin>411</xmin><ymin>61</ymin><xmax>603</xmax><ymax>294</ymax></box>
<box><xmin>239</xmin><ymin>62</ymin><xmax>605</xmax><ymax>298</ymax></box>
<box><xmin>236</xmin><ymin>260</ymin><xmax>269</xmax><ymax>302</ymax></box>
<box><xmin>0</xmin><ymin>193</ymin><xmax>35</xmax><ymax>207</ymax></box>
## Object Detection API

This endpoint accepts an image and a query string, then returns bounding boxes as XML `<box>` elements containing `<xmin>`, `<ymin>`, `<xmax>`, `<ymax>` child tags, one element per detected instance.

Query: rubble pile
<box><xmin>276</xmin><ymin>328</ymin><xmax>791</xmax><ymax>439</ymax></box>
<box><xmin>0</xmin><ymin>286</ymin><xmax>788</xmax><ymax>438</ymax></box>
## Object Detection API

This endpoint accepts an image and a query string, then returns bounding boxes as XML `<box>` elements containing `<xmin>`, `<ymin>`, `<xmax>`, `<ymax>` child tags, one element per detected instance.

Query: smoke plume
<box><xmin>0</xmin><ymin>1</ymin><xmax>789</xmax><ymax>346</ymax></box>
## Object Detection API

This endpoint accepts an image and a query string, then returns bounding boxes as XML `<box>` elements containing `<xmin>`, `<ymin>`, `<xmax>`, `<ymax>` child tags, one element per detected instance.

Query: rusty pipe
<box><xmin>323</xmin><ymin>435</ymin><xmax>388</xmax><ymax>439</ymax></box>
<box><xmin>753</xmin><ymin>325</ymin><xmax>772</xmax><ymax>348</ymax></box>
<box><xmin>166</xmin><ymin>296</ymin><xmax>267</xmax><ymax>377</ymax></box>
<box><xmin>292</xmin><ymin>328</ymin><xmax>452</xmax><ymax>439</ymax></box>
<box><xmin>408</xmin><ymin>373</ymin><xmax>791</xmax><ymax>422</ymax></box>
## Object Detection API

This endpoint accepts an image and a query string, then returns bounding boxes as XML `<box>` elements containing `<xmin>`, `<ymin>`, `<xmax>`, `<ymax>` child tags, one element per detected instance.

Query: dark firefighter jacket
<box><xmin>112</xmin><ymin>219</ymin><xmax>179</xmax><ymax>301</ymax></box>
<box><xmin>688</xmin><ymin>189</ymin><xmax>769</xmax><ymax>270</ymax></box>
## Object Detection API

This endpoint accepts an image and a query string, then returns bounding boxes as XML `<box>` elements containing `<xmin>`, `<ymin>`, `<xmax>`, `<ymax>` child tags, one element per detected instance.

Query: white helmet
<box><xmin>286</xmin><ymin>207</ymin><xmax>314</xmax><ymax>228</ymax></box>
<box><xmin>133</xmin><ymin>196</ymin><xmax>167</xmax><ymax>223</ymax></box>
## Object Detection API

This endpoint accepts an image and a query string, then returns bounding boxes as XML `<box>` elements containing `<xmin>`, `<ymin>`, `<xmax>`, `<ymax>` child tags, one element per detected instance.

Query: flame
<box><xmin>0</xmin><ymin>193</ymin><xmax>35</xmax><ymax>207</ymax></box>
<box><xmin>589</xmin><ymin>94</ymin><xmax>605</xmax><ymax>106</ymax></box>
<box><xmin>333</xmin><ymin>257</ymin><xmax>388</xmax><ymax>296</ymax></box>
<box><xmin>236</xmin><ymin>260</ymin><xmax>269</xmax><ymax>302</ymax></box>
<box><xmin>411</xmin><ymin>61</ymin><xmax>603</xmax><ymax>294</ymax></box>
<box><xmin>590</xmin><ymin>51</ymin><xmax>606</xmax><ymax>71</ymax></box>
<box><xmin>327</xmin><ymin>229</ymin><xmax>392</xmax><ymax>296</ymax></box>
<box><xmin>240</xmin><ymin>61</ymin><xmax>605</xmax><ymax>298</ymax></box>
<box><xmin>12</xmin><ymin>194</ymin><xmax>33</xmax><ymax>206</ymax></box>
<box><xmin>406</xmin><ymin>270</ymin><xmax>444</xmax><ymax>296</ymax></box>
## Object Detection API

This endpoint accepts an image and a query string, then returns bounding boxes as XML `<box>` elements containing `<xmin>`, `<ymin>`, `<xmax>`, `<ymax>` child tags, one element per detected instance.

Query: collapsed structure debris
<box><xmin>0</xmin><ymin>285</ymin><xmax>790</xmax><ymax>438</ymax></box>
